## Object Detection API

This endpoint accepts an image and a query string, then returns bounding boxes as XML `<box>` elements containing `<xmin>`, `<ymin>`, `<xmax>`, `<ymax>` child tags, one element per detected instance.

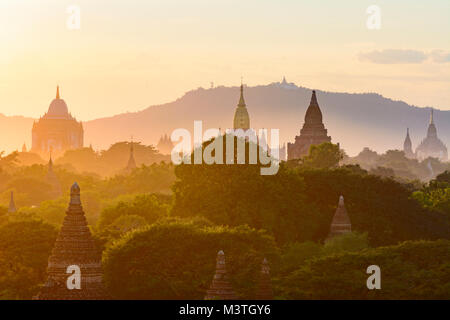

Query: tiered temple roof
<box><xmin>288</xmin><ymin>90</ymin><xmax>332</xmax><ymax>159</ymax></box>
<box><xmin>205</xmin><ymin>250</ymin><xmax>237</xmax><ymax>300</ymax></box>
<box><xmin>327</xmin><ymin>195</ymin><xmax>352</xmax><ymax>240</ymax></box>
<box><xmin>34</xmin><ymin>183</ymin><xmax>110</xmax><ymax>300</ymax></box>
<box><xmin>255</xmin><ymin>258</ymin><xmax>273</xmax><ymax>300</ymax></box>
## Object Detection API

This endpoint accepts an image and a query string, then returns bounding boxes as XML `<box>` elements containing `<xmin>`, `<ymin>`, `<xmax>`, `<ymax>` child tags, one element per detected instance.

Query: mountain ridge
<box><xmin>1</xmin><ymin>81</ymin><xmax>449</xmax><ymax>157</ymax></box>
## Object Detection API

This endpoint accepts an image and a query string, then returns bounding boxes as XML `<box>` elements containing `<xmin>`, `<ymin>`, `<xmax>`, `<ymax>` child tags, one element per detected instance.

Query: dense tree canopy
<box><xmin>0</xmin><ymin>218</ymin><xmax>58</xmax><ymax>299</ymax></box>
<box><xmin>103</xmin><ymin>219</ymin><xmax>279</xmax><ymax>299</ymax></box>
<box><xmin>277</xmin><ymin>240</ymin><xmax>450</xmax><ymax>299</ymax></box>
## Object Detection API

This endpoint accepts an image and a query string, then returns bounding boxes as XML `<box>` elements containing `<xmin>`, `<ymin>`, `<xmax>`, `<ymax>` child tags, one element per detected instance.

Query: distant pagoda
<box><xmin>327</xmin><ymin>195</ymin><xmax>352</xmax><ymax>240</ymax></box>
<box><xmin>233</xmin><ymin>83</ymin><xmax>250</xmax><ymax>130</ymax></box>
<box><xmin>126</xmin><ymin>140</ymin><xmax>137</xmax><ymax>172</ymax></box>
<box><xmin>288</xmin><ymin>90</ymin><xmax>332</xmax><ymax>160</ymax></box>
<box><xmin>46</xmin><ymin>155</ymin><xmax>62</xmax><ymax>197</ymax></box>
<box><xmin>156</xmin><ymin>134</ymin><xmax>174</xmax><ymax>155</ymax></box>
<box><xmin>403</xmin><ymin>128</ymin><xmax>415</xmax><ymax>159</ymax></box>
<box><xmin>8</xmin><ymin>191</ymin><xmax>16</xmax><ymax>213</ymax></box>
<box><xmin>205</xmin><ymin>250</ymin><xmax>237</xmax><ymax>300</ymax></box>
<box><xmin>415</xmin><ymin>109</ymin><xmax>448</xmax><ymax>161</ymax></box>
<box><xmin>34</xmin><ymin>183</ymin><xmax>110</xmax><ymax>300</ymax></box>
<box><xmin>255</xmin><ymin>258</ymin><xmax>273</xmax><ymax>300</ymax></box>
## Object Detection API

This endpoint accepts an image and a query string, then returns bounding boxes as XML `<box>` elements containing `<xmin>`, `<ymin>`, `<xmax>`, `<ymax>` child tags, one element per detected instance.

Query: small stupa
<box><xmin>327</xmin><ymin>195</ymin><xmax>352</xmax><ymax>240</ymax></box>
<box><xmin>255</xmin><ymin>258</ymin><xmax>273</xmax><ymax>300</ymax></box>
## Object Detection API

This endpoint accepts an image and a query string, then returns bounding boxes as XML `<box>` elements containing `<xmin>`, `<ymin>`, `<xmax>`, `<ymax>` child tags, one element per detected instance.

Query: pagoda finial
<box><xmin>56</xmin><ymin>85</ymin><xmax>60</xmax><ymax>99</ymax></box>
<box><xmin>430</xmin><ymin>108</ymin><xmax>434</xmax><ymax>124</ymax></box>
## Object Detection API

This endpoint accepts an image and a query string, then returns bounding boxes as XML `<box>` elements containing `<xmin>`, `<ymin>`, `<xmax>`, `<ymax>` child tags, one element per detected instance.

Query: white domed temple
<box><xmin>31</xmin><ymin>86</ymin><xmax>84</xmax><ymax>157</ymax></box>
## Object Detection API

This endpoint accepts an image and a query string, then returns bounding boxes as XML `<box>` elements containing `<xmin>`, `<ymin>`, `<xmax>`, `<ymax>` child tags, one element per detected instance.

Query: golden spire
<box><xmin>430</xmin><ymin>108</ymin><xmax>434</xmax><ymax>124</ymax></box>
<box><xmin>56</xmin><ymin>85</ymin><xmax>60</xmax><ymax>99</ymax></box>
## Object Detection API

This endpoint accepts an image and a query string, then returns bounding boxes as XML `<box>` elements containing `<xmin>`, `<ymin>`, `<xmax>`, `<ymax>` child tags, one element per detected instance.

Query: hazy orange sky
<box><xmin>0</xmin><ymin>0</ymin><xmax>449</xmax><ymax>120</ymax></box>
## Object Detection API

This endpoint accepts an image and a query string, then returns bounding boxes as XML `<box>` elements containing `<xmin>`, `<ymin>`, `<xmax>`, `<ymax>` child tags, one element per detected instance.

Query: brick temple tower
<box><xmin>35</xmin><ymin>183</ymin><xmax>109</xmax><ymax>300</ymax></box>
<box><xmin>205</xmin><ymin>250</ymin><xmax>237</xmax><ymax>300</ymax></box>
<box><xmin>288</xmin><ymin>90</ymin><xmax>331</xmax><ymax>160</ymax></box>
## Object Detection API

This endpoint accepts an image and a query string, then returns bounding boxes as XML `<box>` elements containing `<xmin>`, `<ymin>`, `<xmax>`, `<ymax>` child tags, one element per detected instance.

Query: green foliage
<box><xmin>323</xmin><ymin>232</ymin><xmax>369</xmax><ymax>256</ymax></box>
<box><xmin>302</xmin><ymin>142</ymin><xmax>344</xmax><ymax>169</ymax></box>
<box><xmin>277</xmin><ymin>240</ymin><xmax>450</xmax><ymax>299</ymax></box>
<box><xmin>57</xmin><ymin>142</ymin><xmax>170</xmax><ymax>176</ymax></box>
<box><xmin>279</xmin><ymin>241</ymin><xmax>323</xmax><ymax>275</ymax></box>
<box><xmin>346</xmin><ymin>148</ymin><xmax>450</xmax><ymax>182</ymax></box>
<box><xmin>96</xmin><ymin>193</ymin><xmax>170</xmax><ymax>243</ymax></box>
<box><xmin>172</xmin><ymin>162</ymin><xmax>324</xmax><ymax>244</ymax></box>
<box><xmin>103</xmin><ymin>219</ymin><xmax>279</xmax><ymax>299</ymax></box>
<box><xmin>299</xmin><ymin>168</ymin><xmax>450</xmax><ymax>246</ymax></box>
<box><xmin>0</xmin><ymin>218</ymin><xmax>58</xmax><ymax>299</ymax></box>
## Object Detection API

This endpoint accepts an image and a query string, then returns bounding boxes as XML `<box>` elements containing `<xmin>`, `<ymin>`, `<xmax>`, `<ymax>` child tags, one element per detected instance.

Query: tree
<box><xmin>0</xmin><ymin>218</ymin><xmax>58</xmax><ymax>299</ymax></box>
<box><xmin>277</xmin><ymin>240</ymin><xmax>450</xmax><ymax>299</ymax></box>
<box><xmin>103</xmin><ymin>219</ymin><xmax>279</xmax><ymax>299</ymax></box>
<box><xmin>302</xmin><ymin>142</ymin><xmax>344</xmax><ymax>169</ymax></box>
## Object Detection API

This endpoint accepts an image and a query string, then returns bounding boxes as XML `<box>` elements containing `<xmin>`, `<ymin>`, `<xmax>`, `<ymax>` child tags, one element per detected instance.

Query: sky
<box><xmin>0</xmin><ymin>0</ymin><xmax>449</xmax><ymax>120</ymax></box>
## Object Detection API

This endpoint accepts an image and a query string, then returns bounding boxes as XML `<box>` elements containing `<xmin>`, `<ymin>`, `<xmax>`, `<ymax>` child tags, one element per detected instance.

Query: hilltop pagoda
<box><xmin>255</xmin><ymin>258</ymin><xmax>273</xmax><ymax>300</ymax></box>
<box><xmin>288</xmin><ymin>90</ymin><xmax>331</xmax><ymax>159</ymax></box>
<box><xmin>34</xmin><ymin>183</ymin><xmax>109</xmax><ymax>300</ymax></box>
<box><xmin>205</xmin><ymin>250</ymin><xmax>237</xmax><ymax>300</ymax></box>
<box><xmin>327</xmin><ymin>195</ymin><xmax>352</xmax><ymax>240</ymax></box>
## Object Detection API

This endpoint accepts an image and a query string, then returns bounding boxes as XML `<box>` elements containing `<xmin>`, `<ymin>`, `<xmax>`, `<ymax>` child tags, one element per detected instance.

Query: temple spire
<box><xmin>56</xmin><ymin>85</ymin><xmax>60</xmax><ymax>99</ymax></box>
<box><xmin>430</xmin><ymin>108</ymin><xmax>434</xmax><ymax>124</ymax></box>
<box><xmin>8</xmin><ymin>191</ymin><xmax>16</xmax><ymax>213</ymax></box>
